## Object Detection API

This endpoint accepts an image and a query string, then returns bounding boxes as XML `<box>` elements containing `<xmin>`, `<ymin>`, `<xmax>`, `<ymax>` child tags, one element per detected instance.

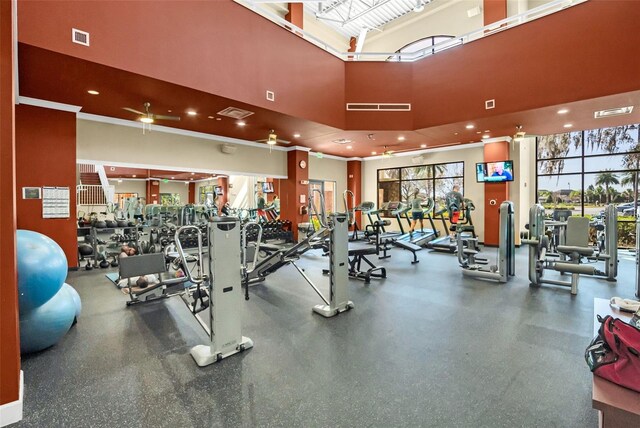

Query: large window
<box><xmin>387</xmin><ymin>35</ymin><xmax>458</xmax><ymax>62</ymax></box>
<box><xmin>377</xmin><ymin>161</ymin><xmax>464</xmax><ymax>216</ymax></box>
<box><xmin>536</xmin><ymin>124</ymin><xmax>640</xmax><ymax>247</ymax></box>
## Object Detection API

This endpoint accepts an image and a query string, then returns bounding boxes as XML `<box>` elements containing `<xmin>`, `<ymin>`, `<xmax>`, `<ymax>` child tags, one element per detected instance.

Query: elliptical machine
<box><xmin>458</xmin><ymin>201</ymin><xmax>515</xmax><ymax>283</ymax></box>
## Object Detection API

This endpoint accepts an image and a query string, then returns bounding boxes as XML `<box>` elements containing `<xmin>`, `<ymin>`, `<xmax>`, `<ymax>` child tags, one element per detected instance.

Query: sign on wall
<box><xmin>42</xmin><ymin>186</ymin><xmax>70</xmax><ymax>219</ymax></box>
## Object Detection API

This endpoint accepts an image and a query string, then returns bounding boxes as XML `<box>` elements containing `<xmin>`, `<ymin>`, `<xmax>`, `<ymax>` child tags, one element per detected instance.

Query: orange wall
<box><xmin>15</xmin><ymin>105</ymin><xmax>78</xmax><ymax>268</ymax></box>
<box><xmin>17</xmin><ymin>0</ymin><xmax>345</xmax><ymax>129</ymax></box>
<box><xmin>188</xmin><ymin>182</ymin><xmax>195</xmax><ymax>204</ymax></box>
<box><xmin>350</xmin><ymin>0</ymin><xmax>640</xmax><ymax>131</ymax></box>
<box><xmin>1</xmin><ymin>0</ymin><xmax>21</xmax><ymax>406</ymax></box>
<box><xmin>217</xmin><ymin>177</ymin><xmax>228</xmax><ymax>209</ymax></box>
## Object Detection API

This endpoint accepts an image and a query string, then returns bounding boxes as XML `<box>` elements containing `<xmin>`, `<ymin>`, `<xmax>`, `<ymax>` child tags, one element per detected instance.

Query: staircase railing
<box><xmin>95</xmin><ymin>164</ymin><xmax>115</xmax><ymax>203</ymax></box>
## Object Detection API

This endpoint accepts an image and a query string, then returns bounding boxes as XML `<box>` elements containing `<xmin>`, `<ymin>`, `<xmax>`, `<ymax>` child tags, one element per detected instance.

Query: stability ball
<box><xmin>62</xmin><ymin>283</ymin><xmax>82</xmax><ymax>320</ymax></box>
<box><xmin>17</xmin><ymin>230</ymin><xmax>67</xmax><ymax>312</ymax></box>
<box><xmin>19</xmin><ymin>287</ymin><xmax>76</xmax><ymax>354</ymax></box>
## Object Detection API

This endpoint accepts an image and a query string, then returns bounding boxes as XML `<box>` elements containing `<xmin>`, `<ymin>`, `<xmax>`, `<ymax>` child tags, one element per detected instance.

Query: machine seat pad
<box><xmin>259</xmin><ymin>243</ymin><xmax>282</xmax><ymax>252</ymax></box>
<box><xmin>556</xmin><ymin>245</ymin><xmax>594</xmax><ymax>256</ymax></box>
<box><xmin>462</xmin><ymin>249</ymin><xmax>479</xmax><ymax>255</ymax></box>
<box><xmin>553</xmin><ymin>262</ymin><xmax>596</xmax><ymax>275</ymax></box>
<box><xmin>348</xmin><ymin>247</ymin><xmax>377</xmax><ymax>257</ymax></box>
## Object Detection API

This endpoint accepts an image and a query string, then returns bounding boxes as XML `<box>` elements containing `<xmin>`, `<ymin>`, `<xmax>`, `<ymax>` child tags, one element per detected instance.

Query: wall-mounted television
<box><xmin>476</xmin><ymin>160</ymin><xmax>514</xmax><ymax>183</ymax></box>
<box><xmin>214</xmin><ymin>185</ymin><xmax>224</xmax><ymax>196</ymax></box>
<box><xmin>262</xmin><ymin>182</ymin><xmax>274</xmax><ymax>193</ymax></box>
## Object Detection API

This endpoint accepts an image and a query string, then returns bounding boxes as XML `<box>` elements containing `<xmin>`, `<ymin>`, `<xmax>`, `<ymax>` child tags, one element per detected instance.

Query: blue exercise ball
<box><xmin>19</xmin><ymin>287</ymin><xmax>76</xmax><ymax>354</ymax></box>
<box><xmin>16</xmin><ymin>230</ymin><xmax>67</xmax><ymax>312</ymax></box>
<box><xmin>62</xmin><ymin>283</ymin><xmax>82</xmax><ymax>321</ymax></box>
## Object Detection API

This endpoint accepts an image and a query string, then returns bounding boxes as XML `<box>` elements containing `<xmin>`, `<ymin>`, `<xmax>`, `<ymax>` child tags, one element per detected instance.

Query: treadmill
<box><xmin>364</xmin><ymin>202</ymin><xmax>403</xmax><ymax>243</ymax></box>
<box><xmin>427</xmin><ymin>198</ymin><xmax>479</xmax><ymax>253</ymax></box>
<box><xmin>395</xmin><ymin>198</ymin><xmax>440</xmax><ymax>246</ymax></box>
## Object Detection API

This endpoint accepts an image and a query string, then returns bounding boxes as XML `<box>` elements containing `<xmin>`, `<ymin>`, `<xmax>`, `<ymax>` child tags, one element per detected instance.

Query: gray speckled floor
<box><xmin>17</xmin><ymin>245</ymin><xmax>638</xmax><ymax>427</ymax></box>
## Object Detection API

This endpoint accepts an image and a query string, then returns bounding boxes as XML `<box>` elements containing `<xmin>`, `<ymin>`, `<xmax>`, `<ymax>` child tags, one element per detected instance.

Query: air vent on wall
<box><xmin>594</xmin><ymin>106</ymin><xmax>634</xmax><ymax>119</ymax></box>
<box><xmin>72</xmin><ymin>28</ymin><xmax>90</xmax><ymax>46</ymax></box>
<box><xmin>347</xmin><ymin>103</ymin><xmax>411</xmax><ymax>111</ymax></box>
<box><xmin>217</xmin><ymin>107</ymin><xmax>255</xmax><ymax>120</ymax></box>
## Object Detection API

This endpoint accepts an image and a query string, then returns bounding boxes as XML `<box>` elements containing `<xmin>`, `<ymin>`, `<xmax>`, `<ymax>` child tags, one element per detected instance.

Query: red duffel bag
<box><xmin>585</xmin><ymin>315</ymin><xmax>640</xmax><ymax>392</ymax></box>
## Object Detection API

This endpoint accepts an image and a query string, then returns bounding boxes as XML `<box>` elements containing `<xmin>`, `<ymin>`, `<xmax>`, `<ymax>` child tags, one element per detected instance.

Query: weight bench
<box><xmin>119</xmin><ymin>253</ymin><xmax>191</xmax><ymax>306</ymax></box>
<box><xmin>347</xmin><ymin>246</ymin><xmax>386</xmax><ymax>284</ymax></box>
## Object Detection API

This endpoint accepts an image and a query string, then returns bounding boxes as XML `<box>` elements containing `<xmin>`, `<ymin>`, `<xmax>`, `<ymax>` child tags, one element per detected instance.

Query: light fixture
<box><xmin>216</xmin><ymin>117</ymin><xmax>222</xmax><ymax>121</ymax></box>
<box><xmin>117</xmin><ymin>179</ymin><xmax>122</xmax><ymax>183</ymax></box>
<box><xmin>346</xmin><ymin>145</ymin><xmax>353</xmax><ymax>149</ymax></box>
<box><xmin>191</xmin><ymin>172</ymin><xmax>195</xmax><ymax>175</ymax></box>
<box><xmin>140</xmin><ymin>117</ymin><xmax>154</xmax><ymax>124</ymax></box>
<box><xmin>315</xmin><ymin>152</ymin><xmax>324</xmax><ymax>158</ymax></box>
<box><xmin>563</xmin><ymin>123</ymin><xmax>573</xmax><ymax>128</ymax></box>
<box><xmin>484</xmin><ymin>130</ymin><xmax>490</xmax><ymax>133</ymax></box>
<box><xmin>87</xmin><ymin>90</ymin><xmax>99</xmax><ymax>95</ymax></box>
<box><xmin>413</xmin><ymin>0</ymin><xmax>425</xmax><ymax>12</ymax></box>
<box><xmin>482</xmin><ymin>134</ymin><xmax>490</xmax><ymax>139</ymax></box>
<box><xmin>207</xmin><ymin>116</ymin><xmax>214</xmax><ymax>119</ymax></box>
<box><xmin>171</xmin><ymin>176</ymin><xmax>175</xmax><ymax>179</ymax></box>
<box><xmin>168</xmin><ymin>110</ymin><xmax>172</xmax><ymax>113</ymax></box>
<box><xmin>293</xmin><ymin>133</ymin><xmax>301</xmax><ymax>138</ymax></box>
<box><xmin>398</xmin><ymin>136</ymin><xmax>405</xmax><ymax>141</ymax></box>
<box><xmin>454</xmin><ymin>132</ymin><xmax>459</xmax><ymax>136</ymax></box>
<box><xmin>594</xmin><ymin>106</ymin><xmax>634</xmax><ymax>119</ymax></box>
<box><xmin>557</xmin><ymin>108</ymin><xmax>569</xmax><ymax>114</ymax></box>
<box><xmin>420</xmin><ymin>144</ymin><xmax>427</xmax><ymax>148</ymax></box>
<box><xmin>132</xmin><ymin>175</ymin><xmax>137</xmax><ymax>178</ymax></box>
<box><xmin>190</xmin><ymin>178</ymin><xmax>193</xmax><ymax>181</ymax></box>
<box><xmin>237</xmin><ymin>120</ymin><xmax>246</xmax><ymax>127</ymax></box>
<box><xmin>267</xmin><ymin>129</ymin><xmax>277</xmax><ymax>145</ymax></box>
<box><xmin>466</xmin><ymin>124</ymin><xmax>475</xmax><ymax>129</ymax></box>
<box><xmin>187</xmin><ymin>111</ymin><xmax>197</xmax><ymax>116</ymax></box>
<box><xmin>371</xmin><ymin>151</ymin><xmax>377</xmax><ymax>155</ymax></box>
<box><xmin>476</xmin><ymin>131</ymin><xmax>481</xmax><ymax>134</ymax></box>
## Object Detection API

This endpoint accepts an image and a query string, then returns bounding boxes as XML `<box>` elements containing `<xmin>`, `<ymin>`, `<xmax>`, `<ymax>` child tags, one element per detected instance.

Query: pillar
<box><xmin>484</xmin><ymin>0</ymin><xmax>507</xmax><ymax>25</ymax></box>
<box><xmin>483</xmin><ymin>141</ymin><xmax>510</xmax><ymax>246</ymax></box>
<box><xmin>188</xmin><ymin>182</ymin><xmax>195</xmax><ymax>204</ymax></box>
<box><xmin>15</xmin><ymin>105</ymin><xmax>78</xmax><ymax>268</ymax></box>
<box><xmin>347</xmin><ymin>160</ymin><xmax>362</xmax><ymax>227</ymax></box>
<box><xmin>0</xmin><ymin>0</ymin><xmax>21</xmax><ymax>417</ymax></box>
<box><xmin>280</xmin><ymin>150</ymin><xmax>309</xmax><ymax>240</ymax></box>
<box><xmin>146</xmin><ymin>174</ymin><xmax>159</xmax><ymax>205</ymax></box>
<box><xmin>217</xmin><ymin>176</ymin><xmax>228</xmax><ymax>210</ymax></box>
<box><xmin>285</xmin><ymin>3</ymin><xmax>303</xmax><ymax>29</ymax></box>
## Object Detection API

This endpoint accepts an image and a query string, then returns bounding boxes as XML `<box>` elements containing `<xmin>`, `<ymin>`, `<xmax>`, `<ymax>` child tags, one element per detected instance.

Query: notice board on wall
<box><xmin>42</xmin><ymin>186</ymin><xmax>70</xmax><ymax>219</ymax></box>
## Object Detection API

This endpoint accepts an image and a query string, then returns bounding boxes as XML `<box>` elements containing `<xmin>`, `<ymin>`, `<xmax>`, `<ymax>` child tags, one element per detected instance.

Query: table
<box><xmin>592</xmin><ymin>298</ymin><xmax>640</xmax><ymax>427</ymax></box>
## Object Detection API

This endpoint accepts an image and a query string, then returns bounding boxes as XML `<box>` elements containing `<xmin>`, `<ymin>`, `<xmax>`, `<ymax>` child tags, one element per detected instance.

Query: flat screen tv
<box><xmin>262</xmin><ymin>182</ymin><xmax>274</xmax><ymax>193</ymax></box>
<box><xmin>476</xmin><ymin>160</ymin><xmax>514</xmax><ymax>183</ymax></box>
<box><xmin>214</xmin><ymin>185</ymin><xmax>224</xmax><ymax>196</ymax></box>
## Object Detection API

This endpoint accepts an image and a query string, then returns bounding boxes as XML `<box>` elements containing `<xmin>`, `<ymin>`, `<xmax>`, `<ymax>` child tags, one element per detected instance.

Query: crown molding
<box><xmin>17</xmin><ymin>96</ymin><xmax>82</xmax><ymax>113</ymax></box>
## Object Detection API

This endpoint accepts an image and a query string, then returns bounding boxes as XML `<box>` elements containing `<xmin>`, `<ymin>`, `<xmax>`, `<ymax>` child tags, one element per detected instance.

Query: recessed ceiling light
<box><xmin>476</xmin><ymin>131</ymin><xmax>481</xmax><ymax>134</ymax></box>
<box><xmin>420</xmin><ymin>144</ymin><xmax>427</xmax><ymax>148</ymax></box>
<box><xmin>563</xmin><ymin>123</ymin><xmax>573</xmax><ymax>128</ymax></box>
<box><xmin>465</xmin><ymin>124</ymin><xmax>475</xmax><ymax>129</ymax></box>
<box><xmin>482</xmin><ymin>134</ymin><xmax>490</xmax><ymax>139</ymax></box>
<box><xmin>557</xmin><ymin>108</ymin><xmax>569</xmax><ymax>114</ymax></box>
<box><xmin>293</xmin><ymin>133</ymin><xmax>301</xmax><ymax>138</ymax></box>
<box><xmin>87</xmin><ymin>90</ymin><xmax>99</xmax><ymax>95</ymax></box>
<box><xmin>168</xmin><ymin>110</ymin><xmax>172</xmax><ymax>113</ymax></box>
<box><xmin>237</xmin><ymin>121</ymin><xmax>246</xmax><ymax>126</ymax></box>
<box><xmin>190</xmin><ymin>178</ymin><xmax>193</xmax><ymax>180</ymax></box>
<box><xmin>346</xmin><ymin>145</ymin><xmax>353</xmax><ymax>149</ymax></box>
<box><xmin>132</xmin><ymin>175</ymin><xmax>136</xmax><ymax>178</ymax></box>
<box><xmin>216</xmin><ymin>118</ymin><xmax>222</xmax><ymax>121</ymax></box>
<box><xmin>594</xmin><ymin>106</ymin><xmax>634</xmax><ymax>119</ymax></box>
<box><xmin>484</xmin><ymin>130</ymin><xmax>490</xmax><ymax>133</ymax></box>
<box><xmin>371</xmin><ymin>151</ymin><xmax>377</xmax><ymax>155</ymax></box>
<box><xmin>454</xmin><ymin>132</ymin><xmax>458</xmax><ymax>136</ymax></box>
<box><xmin>207</xmin><ymin>116</ymin><xmax>214</xmax><ymax>119</ymax></box>
<box><xmin>398</xmin><ymin>136</ymin><xmax>405</xmax><ymax>141</ymax></box>
<box><xmin>140</xmin><ymin>117</ymin><xmax>154</xmax><ymax>124</ymax></box>
<box><xmin>117</xmin><ymin>179</ymin><xmax>122</xmax><ymax>183</ymax></box>
<box><xmin>191</xmin><ymin>172</ymin><xmax>195</xmax><ymax>175</ymax></box>
<box><xmin>171</xmin><ymin>176</ymin><xmax>175</xmax><ymax>179</ymax></box>
<box><xmin>187</xmin><ymin>111</ymin><xmax>197</xmax><ymax>116</ymax></box>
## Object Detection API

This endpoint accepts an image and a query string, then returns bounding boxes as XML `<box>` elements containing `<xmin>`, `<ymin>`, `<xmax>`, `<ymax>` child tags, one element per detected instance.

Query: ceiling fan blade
<box><xmin>153</xmin><ymin>114</ymin><xmax>181</xmax><ymax>121</ymax></box>
<box><xmin>123</xmin><ymin>107</ymin><xmax>145</xmax><ymax>115</ymax></box>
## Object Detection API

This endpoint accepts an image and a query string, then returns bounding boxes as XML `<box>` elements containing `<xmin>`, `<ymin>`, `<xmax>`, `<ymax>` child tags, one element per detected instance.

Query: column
<box><xmin>217</xmin><ymin>176</ymin><xmax>228</xmax><ymax>211</ymax></box>
<box><xmin>0</xmin><ymin>0</ymin><xmax>21</xmax><ymax>416</ymax></box>
<box><xmin>347</xmin><ymin>160</ymin><xmax>362</xmax><ymax>227</ymax></box>
<box><xmin>188</xmin><ymin>182</ymin><xmax>195</xmax><ymax>204</ymax></box>
<box><xmin>484</xmin><ymin>0</ymin><xmax>507</xmax><ymax>25</ymax></box>
<box><xmin>280</xmin><ymin>150</ymin><xmax>309</xmax><ymax>240</ymax></box>
<box><xmin>483</xmin><ymin>140</ymin><xmax>510</xmax><ymax>246</ymax></box>
<box><xmin>285</xmin><ymin>3</ymin><xmax>303</xmax><ymax>28</ymax></box>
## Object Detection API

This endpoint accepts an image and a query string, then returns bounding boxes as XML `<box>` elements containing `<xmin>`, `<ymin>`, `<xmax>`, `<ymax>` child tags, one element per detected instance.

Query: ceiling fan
<box><xmin>123</xmin><ymin>102</ymin><xmax>181</xmax><ymax>124</ymax></box>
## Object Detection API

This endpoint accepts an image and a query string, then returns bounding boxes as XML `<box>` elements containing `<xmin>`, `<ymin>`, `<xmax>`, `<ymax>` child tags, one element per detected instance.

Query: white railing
<box><xmin>78</xmin><ymin>163</ymin><xmax>95</xmax><ymax>174</ymax></box>
<box><xmin>77</xmin><ymin>184</ymin><xmax>108</xmax><ymax>206</ymax></box>
<box><xmin>236</xmin><ymin>0</ymin><xmax>588</xmax><ymax>62</ymax></box>
<box><xmin>95</xmin><ymin>164</ymin><xmax>115</xmax><ymax>203</ymax></box>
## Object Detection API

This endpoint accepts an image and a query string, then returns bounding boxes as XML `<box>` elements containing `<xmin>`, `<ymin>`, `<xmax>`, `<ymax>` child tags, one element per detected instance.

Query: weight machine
<box><xmin>459</xmin><ymin>201</ymin><xmax>515</xmax><ymax>283</ymax></box>
<box><xmin>522</xmin><ymin>204</ymin><xmax>596</xmax><ymax>295</ymax></box>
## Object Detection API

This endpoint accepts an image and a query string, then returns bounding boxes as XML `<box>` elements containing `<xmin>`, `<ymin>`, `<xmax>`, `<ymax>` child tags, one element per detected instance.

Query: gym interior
<box><xmin>1</xmin><ymin>0</ymin><xmax>640</xmax><ymax>426</ymax></box>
